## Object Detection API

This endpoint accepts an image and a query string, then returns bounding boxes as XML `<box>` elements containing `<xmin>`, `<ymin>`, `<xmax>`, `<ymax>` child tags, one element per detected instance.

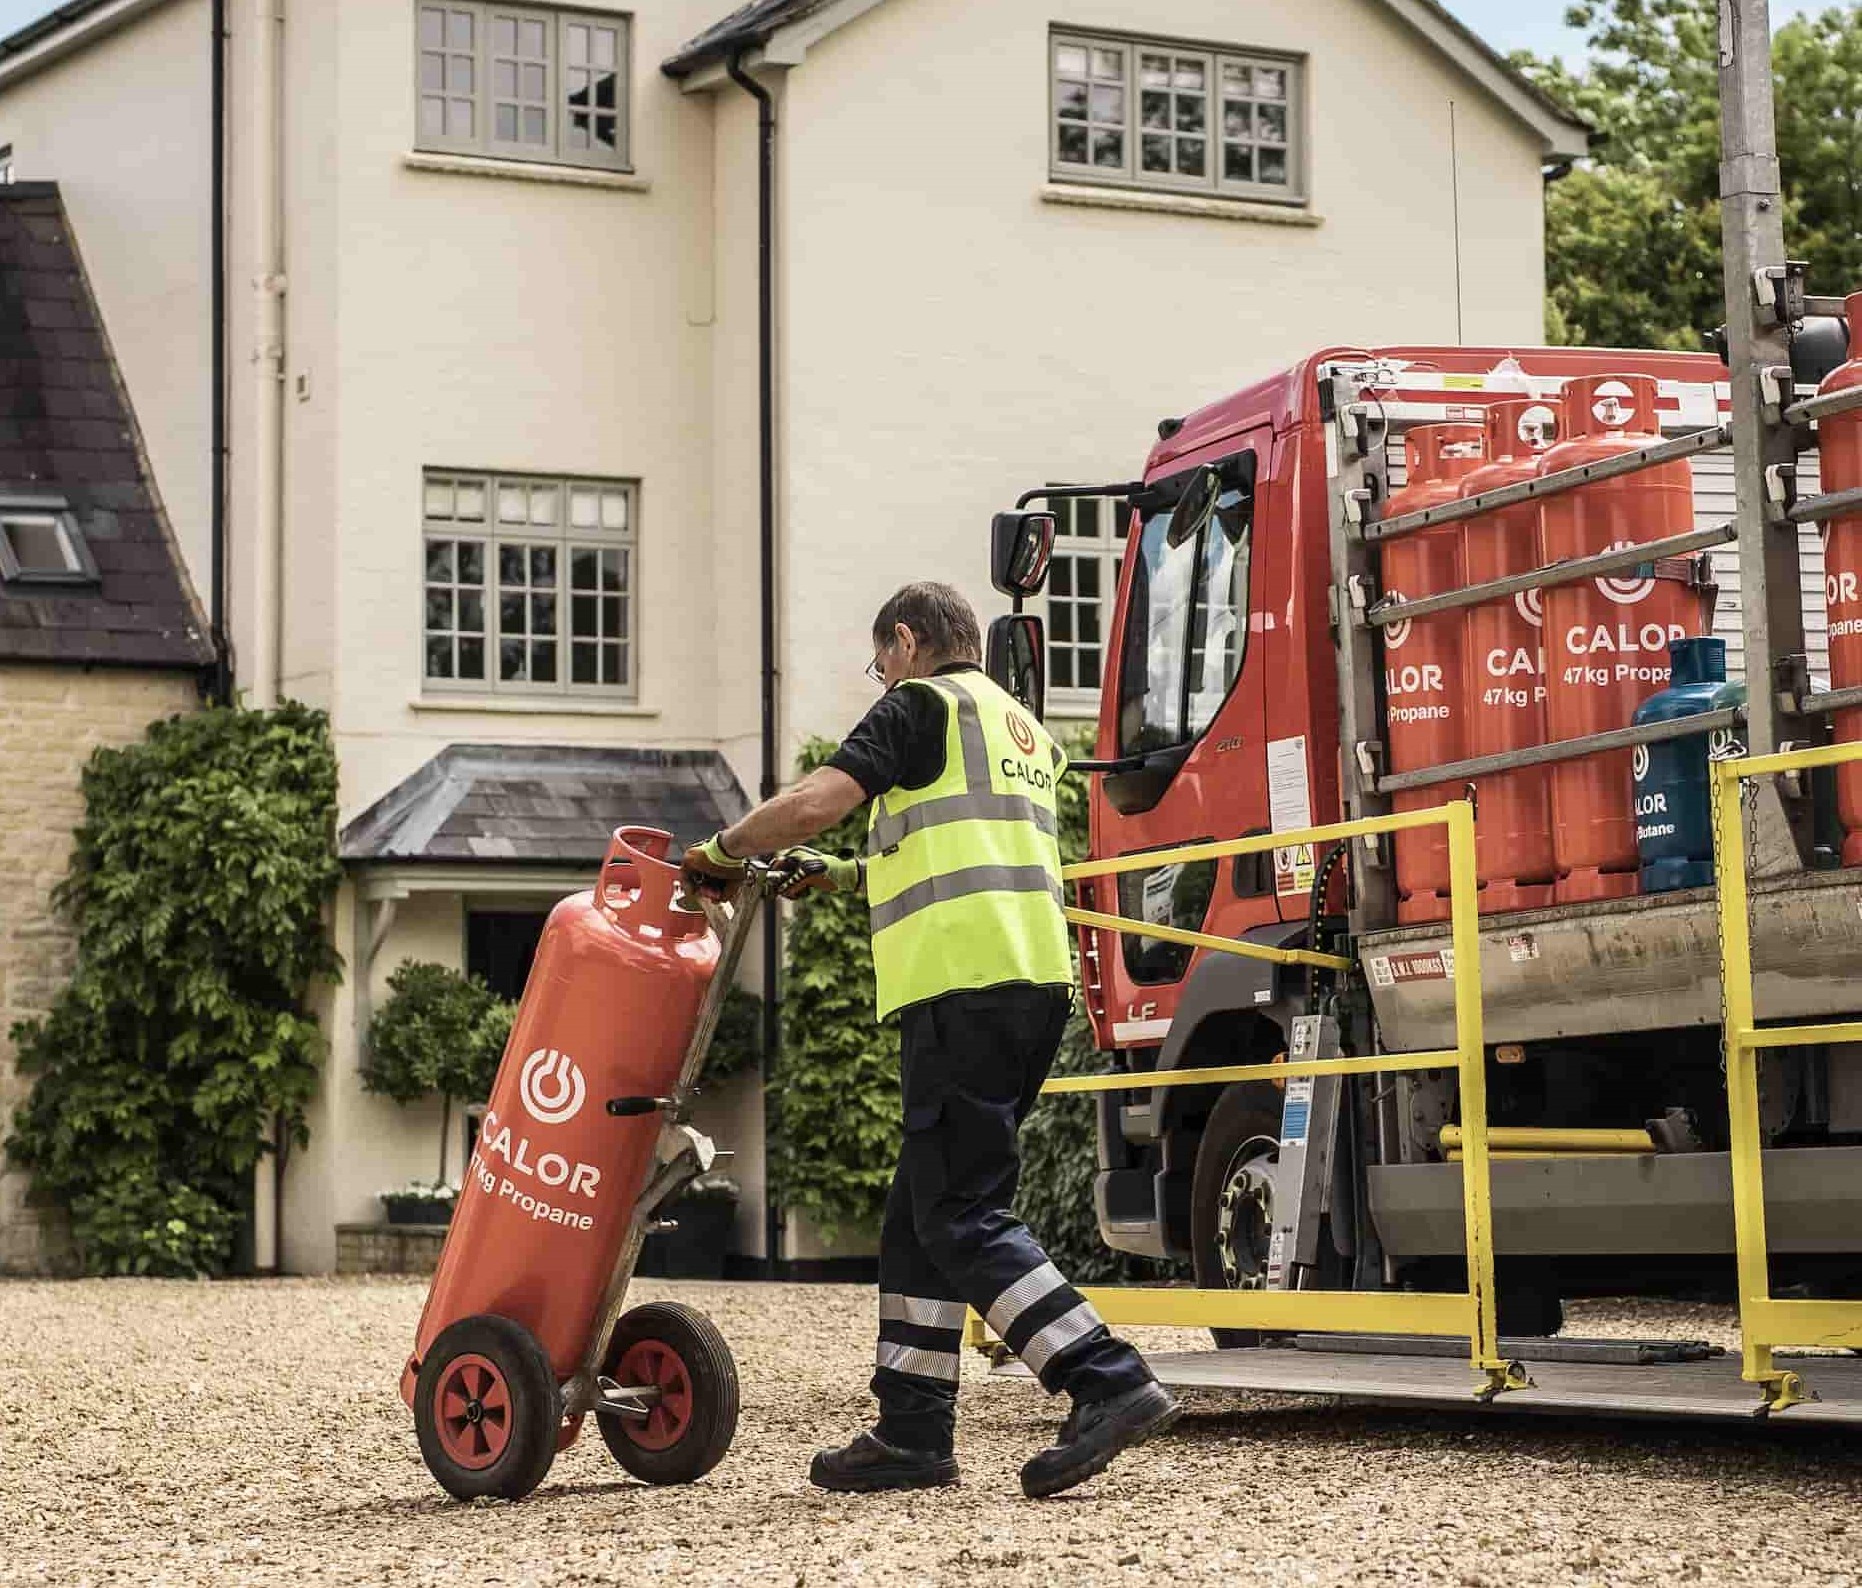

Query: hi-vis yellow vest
<box><xmin>865</xmin><ymin>670</ymin><xmax>1074</xmax><ymax>1018</ymax></box>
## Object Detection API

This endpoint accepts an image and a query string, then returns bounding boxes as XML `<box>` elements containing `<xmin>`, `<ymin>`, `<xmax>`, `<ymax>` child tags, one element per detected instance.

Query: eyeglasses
<box><xmin>864</xmin><ymin>655</ymin><xmax>885</xmax><ymax>686</ymax></box>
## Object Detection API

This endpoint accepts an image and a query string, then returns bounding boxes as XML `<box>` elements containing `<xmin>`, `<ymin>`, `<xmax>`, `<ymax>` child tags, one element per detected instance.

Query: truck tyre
<box><xmin>598</xmin><ymin>1301</ymin><xmax>739</xmax><ymax>1484</ymax></box>
<box><xmin>413</xmin><ymin>1313</ymin><xmax>561</xmax><ymax>1502</ymax></box>
<box><xmin>1190</xmin><ymin>1081</ymin><xmax>1288</xmax><ymax>1349</ymax></box>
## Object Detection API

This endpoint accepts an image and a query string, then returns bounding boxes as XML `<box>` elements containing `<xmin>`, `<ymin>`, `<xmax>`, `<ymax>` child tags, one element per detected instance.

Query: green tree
<box><xmin>1512</xmin><ymin>1</ymin><xmax>1862</xmax><ymax>350</ymax></box>
<box><xmin>7</xmin><ymin>705</ymin><xmax>341</xmax><ymax>1276</ymax></box>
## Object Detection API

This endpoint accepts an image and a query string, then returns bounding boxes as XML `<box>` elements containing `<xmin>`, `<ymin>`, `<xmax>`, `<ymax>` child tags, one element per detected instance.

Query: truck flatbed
<box><xmin>1357</xmin><ymin>864</ymin><xmax>1862</xmax><ymax>1049</ymax></box>
<box><xmin>997</xmin><ymin>1346</ymin><xmax>1862</xmax><ymax>1426</ymax></box>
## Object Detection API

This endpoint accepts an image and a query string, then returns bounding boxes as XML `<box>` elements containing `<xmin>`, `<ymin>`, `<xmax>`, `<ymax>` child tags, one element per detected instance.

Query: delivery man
<box><xmin>681</xmin><ymin>581</ymin><xmax>1178</xmax><ymax>1500</ymax></box>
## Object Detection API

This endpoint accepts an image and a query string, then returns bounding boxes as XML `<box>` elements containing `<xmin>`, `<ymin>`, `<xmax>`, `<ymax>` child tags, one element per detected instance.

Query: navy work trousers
<box><xmin>870</xmin><ymin>982</ymin><xmax>1154</xmax><ymax>1456</ymax></box>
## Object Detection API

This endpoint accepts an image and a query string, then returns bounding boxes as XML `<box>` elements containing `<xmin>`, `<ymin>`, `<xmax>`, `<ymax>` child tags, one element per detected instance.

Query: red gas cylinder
<box><xmin>1538</xmin><ymin>374</ymin><xmax>1707</xmax><ymax>902</ymax></box>
<box><xmin>1459</xmin><ymin>398</ymin><xmax>1561</xmax><ymax>912</ymax></box>
<box><xmin>1817</xmin><ymin>291</ymin><xmax>1862</xmax><ymax>864</ymax></box>
<box><xmin>1384</xmin><ymin>422</ymin><xmax>1485</xmax><ymax>922</ymax></box>
<box><xmin>405</xmin><ymin>828</ymin><xmax>721</xmax><ymax>1387</ymax></box>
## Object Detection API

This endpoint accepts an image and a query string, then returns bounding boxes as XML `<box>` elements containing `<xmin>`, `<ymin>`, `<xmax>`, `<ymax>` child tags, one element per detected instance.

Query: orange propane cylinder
<box><xmin>1817</xmin><ymin>292</ymin><xmax>1862</xmax><ymax>864</ymax></box>
<box><xmin>405</xmin><ymin>828</ymin><xmax>722</xmax><ymax>1387</ymax></box>
<box><xmin>1383</xmin><ymin>422</ymin><xmax>1485</xmax><ymax>922</ymax></box>
<box><xmin>1538</xmin><ymin>374</ymin><xmax>1708</xmax><ymax>903</ymax></box>
<box><xmin>1459</xmin><ymin>398</ymin><xmax>1561</xmax><ymax>912</ymax></box>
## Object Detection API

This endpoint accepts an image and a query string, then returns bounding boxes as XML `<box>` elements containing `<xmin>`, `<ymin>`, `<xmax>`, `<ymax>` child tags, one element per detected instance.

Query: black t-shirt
<box><xmin>827</xmin><ymin>663</ymin><xmax>979</xmax><ymax>799</ymax></box>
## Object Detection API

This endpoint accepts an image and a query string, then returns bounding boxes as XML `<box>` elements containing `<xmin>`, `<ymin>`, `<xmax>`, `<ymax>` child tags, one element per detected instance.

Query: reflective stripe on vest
<box><xmin>865</xmin><ymin>671</ymin><xmax>1073</xmax><ymax>1018</ymax></box>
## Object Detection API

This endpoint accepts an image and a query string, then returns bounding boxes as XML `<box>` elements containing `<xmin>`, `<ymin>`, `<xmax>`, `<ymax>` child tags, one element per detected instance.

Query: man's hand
<box><xmin>680</xmin><ymin>832</ymin><xmax>747</xmax><ymax>903</ymax></box>
<box><xmin>769</xmin><ymin>846</ymin><xmax>864</xmax><ymax>901</ymax></box>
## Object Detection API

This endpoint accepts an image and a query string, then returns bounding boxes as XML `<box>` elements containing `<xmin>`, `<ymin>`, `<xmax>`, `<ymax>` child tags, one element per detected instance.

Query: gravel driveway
<box><xmin>2</xmin><ymin>1278</ymin><xmax>1858</xmax><ymax>1587</ymax></box>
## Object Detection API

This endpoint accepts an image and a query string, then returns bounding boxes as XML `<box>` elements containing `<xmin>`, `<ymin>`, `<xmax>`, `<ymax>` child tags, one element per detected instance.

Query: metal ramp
<box><xmin>994</xmin><ymin>1348</ymin><xmax>1862</xmax><ymax>1426</ymax></box>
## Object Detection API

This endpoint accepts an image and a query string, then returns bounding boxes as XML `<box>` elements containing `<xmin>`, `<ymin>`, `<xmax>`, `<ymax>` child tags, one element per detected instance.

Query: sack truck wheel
<box><xmin>598</xmin><ymin>1301</ymin><xmax>739</xmax><ymax>1485</ymax></box>
<box><xmin>413</xmin><ymin>1314</ymin><xmax>561</xmax><ymax>1502</ymax></box>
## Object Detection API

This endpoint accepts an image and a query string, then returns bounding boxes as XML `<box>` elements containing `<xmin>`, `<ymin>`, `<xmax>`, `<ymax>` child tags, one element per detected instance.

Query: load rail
<box><xmin>1714</xmin><ymin>741</ymin><xmax>1862</xmax><ymax>1410</ymax></box>
<box><xmin>964</xmin><ymin>802</ymin><xmax>1530</xmax><ymax>1402</ymax></box>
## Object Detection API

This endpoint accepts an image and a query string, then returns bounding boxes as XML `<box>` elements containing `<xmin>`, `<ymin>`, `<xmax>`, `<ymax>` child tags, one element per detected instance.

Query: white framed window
<box><xmin>422</xmin><ymin>469</ymin><xmax>637</xmax><ymax>698</ymax></box>
<box><xmin>416</xmin><ymin>3</ymin><xmax>630</xmax><ymax>171</ymax></box>
<box><xmin>0</xmin><ymin>496</ymin><xmax>96</xmax><ymax>585</ymax></box>
<box><xmin>1050</xmin><ymin>30</ymin><xmax>1305</xmax><ymax>205</ymax></box>
<box><xmin>1046</xmin><ymin>493</ymin><xmax>1128</xmax><ymax>705</ymax></box>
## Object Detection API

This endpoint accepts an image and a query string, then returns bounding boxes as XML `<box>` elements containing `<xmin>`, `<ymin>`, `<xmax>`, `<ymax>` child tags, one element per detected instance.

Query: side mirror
<box><xmin>990</xmin><ymin>511</ymin><xmax>1056</xmax><ymax>598</ymax></box>
<box><xmin>1165</xmin><ymin>466</ymin><xmax>1221</xmax><ymax>549</ymax></box>
<box><xmin>986</xmin><ymin>613</ymin><xmax>1046</xmax><ymax>721</ymax></box>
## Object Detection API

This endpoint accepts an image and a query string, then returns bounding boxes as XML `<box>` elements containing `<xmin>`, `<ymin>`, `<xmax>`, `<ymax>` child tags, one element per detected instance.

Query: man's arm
<box><xmin>720</xmin><ymin>765</ymin><xmax>868</xmax><ymax>857</ymax></box>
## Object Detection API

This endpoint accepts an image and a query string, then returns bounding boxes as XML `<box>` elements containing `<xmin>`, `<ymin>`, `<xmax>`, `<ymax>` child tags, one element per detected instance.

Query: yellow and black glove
<box><xmin>769</xmin><ymin>846</ymin><xmax>864</xmax><ymax>901</ymax></box>
<box><xmin>680</xmin><ymin>831</ymin><xmax>747</xmax><ymax>903</ymax></box>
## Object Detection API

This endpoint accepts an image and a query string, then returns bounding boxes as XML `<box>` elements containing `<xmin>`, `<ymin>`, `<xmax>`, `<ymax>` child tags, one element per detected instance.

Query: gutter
<box><xmin>725</xmin><ymin>51</ymin><xmax>785</xmax><ymax>1278</ymax></box>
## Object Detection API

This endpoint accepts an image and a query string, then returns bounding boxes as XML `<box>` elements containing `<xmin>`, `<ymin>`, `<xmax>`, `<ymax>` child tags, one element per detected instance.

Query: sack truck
<box><xmin>400</xmin><ymin>829</ymin><xmax>760</xmax><ymax>1500</ymax></box>
<box><xmin>971</xmin><ymin>0</ymin><xmax>1862</xmax><ymax>1422</ymax></box>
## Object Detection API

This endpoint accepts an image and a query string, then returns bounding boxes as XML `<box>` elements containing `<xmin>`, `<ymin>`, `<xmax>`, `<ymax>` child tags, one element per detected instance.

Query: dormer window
<box><xmin>0</xmin><ymin>498</ymin><xmax>96</xmax><ymax>585</ymax></box>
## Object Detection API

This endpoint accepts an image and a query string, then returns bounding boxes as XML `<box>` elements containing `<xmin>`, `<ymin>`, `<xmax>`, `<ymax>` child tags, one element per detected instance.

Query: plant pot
<box><xmin>382</xmin><ymin>1194</ymin><xmax>454</xmax><ymax>1226</ymax></box>
<box><xmin>639</xmin><ymin>1197</ymin><xmax>736</xmax><ymax>1280</ymax></box>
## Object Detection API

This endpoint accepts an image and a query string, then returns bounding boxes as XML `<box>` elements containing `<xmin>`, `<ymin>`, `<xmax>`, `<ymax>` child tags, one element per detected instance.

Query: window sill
<box><xmin>403</xmin><ymin>150</ymin><xmax>652</xmax><ymax>193</ymax></box>
<box><xmin>1040</xmin><ymin>181</ymin><xmax>1321</xmax><ymax>227</ymax></box>
<box><xmin>410</xmin><ymin>695</ymin><xmax>659</xmax><ymax>718</ymax></box>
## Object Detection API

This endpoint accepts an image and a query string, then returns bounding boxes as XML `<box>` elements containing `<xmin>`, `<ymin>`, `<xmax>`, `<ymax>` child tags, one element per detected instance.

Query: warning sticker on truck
<box><xmin>1366</xmin><ymin>949</ymin><xmax>1455</xmax><ymax>987</ymax></box>
<box><xmin>1280</xmin><ymin>1077</ymin><xmax>1315</xmax><ymax>1147</ymax></box>
<box><xmin>1267</xmin><ymin>735</ymin><xmax>1314</xmax><ymax>897</ymax></box>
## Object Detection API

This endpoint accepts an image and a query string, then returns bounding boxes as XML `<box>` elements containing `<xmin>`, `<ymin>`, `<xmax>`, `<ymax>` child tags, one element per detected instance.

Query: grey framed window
<box><xmin>416</xmin><ymin>3</ymin><xmax>630</xmax><ymax>170</ymax></box>
<box><xmin>1046</xmin><ymin>493</ymin><xmax>1128</xmax><ymax>701</ymax></box>
<box><xmin>1051</xmin><ymin>30</ymin><xmax>1304</xmax><ymax>204</ymax></box>
<box><xmin>423</xmin><ymin>470</ymin><xmax>637</xmax><ymax>699</ymax></box>
<box><xmin>0</xmin><ymin>497</ymin><xmax>97</xmax><ymax>585</ymax></box>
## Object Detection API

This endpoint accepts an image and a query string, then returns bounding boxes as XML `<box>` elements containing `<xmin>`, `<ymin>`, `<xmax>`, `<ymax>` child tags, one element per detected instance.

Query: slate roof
<box><xmin>661</xmin><ymin>0</ymin><xmax>843</xmax><ymax>78</ymax></box>
<box><xmin>340</xmin><ymin>746</ymin><xmax>751</xmax><ymax>865</ymax></box>
<box><xmin>0</xmin><ymin>183</ymin><xmax>213</xmax><ymax>669</ymax></box>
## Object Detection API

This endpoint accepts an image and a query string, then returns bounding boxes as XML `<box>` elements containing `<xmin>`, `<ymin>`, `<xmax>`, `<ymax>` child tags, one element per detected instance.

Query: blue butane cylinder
<box><xmin>1630</xmin><ymin>637</ymin><xmax>1746</xmax><ymax>893</ymax></box>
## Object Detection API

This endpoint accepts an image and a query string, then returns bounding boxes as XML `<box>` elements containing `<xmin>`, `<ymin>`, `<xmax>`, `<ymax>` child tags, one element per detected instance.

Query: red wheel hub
<box><xmin>615</xmin><ymin>1339</ymin><xmax>693</xmax><ymax>1451</ymax></box>
<box><xmin>433</xmin><ymin>1353</ymin><xmax>513</xmax><ymax>1471</ymax></box>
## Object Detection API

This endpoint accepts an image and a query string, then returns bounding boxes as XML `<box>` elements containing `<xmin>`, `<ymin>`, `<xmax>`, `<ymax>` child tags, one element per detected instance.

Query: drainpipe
<box><xmin>725</xmin><ymin>51</ymin><xmax>783</xmax><ymax>1277</ymax></box>
<box><xmin>249</xmin><ymin>0</ymin><xmax>287</xmax><ymax>706</ymax></box>
<box><xmin>209</xmin><ymin>0</ymin><xmax>230</xmax><ymax>706</ymax></box>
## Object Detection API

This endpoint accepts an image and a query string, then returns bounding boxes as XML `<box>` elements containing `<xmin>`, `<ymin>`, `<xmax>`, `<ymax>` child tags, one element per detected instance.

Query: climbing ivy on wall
<box><xmin>772</xmin><ymin>727</ymin><xmax>1159</xmax><ymax>1278</ymax></box>
<box><xmin>7</xmin><ymin>705</ymin><xmax>341</xmax><ymax>1276</ymax></box>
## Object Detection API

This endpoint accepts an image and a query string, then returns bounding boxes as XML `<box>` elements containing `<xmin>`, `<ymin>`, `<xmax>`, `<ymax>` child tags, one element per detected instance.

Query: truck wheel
<box><xmin>413</xmin><ymin>1314</ymin><xmax>560</xmax><ymax>1502</ymax></box>
<box><xmin>598</xmin><ymin>1301</ymin><xmax>739</xmax><ymax>1484</ymax></box>
<box><xmin>1190</xmin><ymin>1081</ymin><xmax>1288</xmax><ymax>1349</ymax></box>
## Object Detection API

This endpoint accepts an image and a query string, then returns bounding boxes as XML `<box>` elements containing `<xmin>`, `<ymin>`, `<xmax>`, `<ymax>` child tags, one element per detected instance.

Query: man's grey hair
<box><xmin>872</xmin><ymin>581</ymin><xmax>983</xmax><ymax>663</ymax></box>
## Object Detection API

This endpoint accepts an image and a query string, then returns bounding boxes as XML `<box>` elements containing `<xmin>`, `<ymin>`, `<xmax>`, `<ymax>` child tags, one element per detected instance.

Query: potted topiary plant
<box><xmin>640</xmin><ymin>1171</ymin><xmax>742</xmax><ymax>1280</ymax></box>
<box><xmin>362</xmin><ymin>961</ymin><xmax>515</xmax><ymax>1215</ymax></box>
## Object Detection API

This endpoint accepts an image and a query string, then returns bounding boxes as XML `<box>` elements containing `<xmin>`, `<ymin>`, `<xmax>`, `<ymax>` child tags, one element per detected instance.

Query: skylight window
<box><xmin>0</xmin><ymin>500</ymin><xmax>97</xmax><ymax>585</ymax></box>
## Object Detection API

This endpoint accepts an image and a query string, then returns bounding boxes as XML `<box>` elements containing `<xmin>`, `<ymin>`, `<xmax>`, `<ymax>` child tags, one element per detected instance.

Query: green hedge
<box><xmin>7</xmin><ymin>705</ymin><xmax>341</xmax><ymax>1276</ymax></box>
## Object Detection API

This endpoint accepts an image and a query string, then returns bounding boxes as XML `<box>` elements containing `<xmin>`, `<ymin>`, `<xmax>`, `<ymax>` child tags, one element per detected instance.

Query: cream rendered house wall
<box><xmin>322</xmin><ymin>0</ymin><xmax>727</xmax><ymax>823</ymax></box>
<box><xmin>771</xmin><ymin>0</ymin><xmax>1551</xmax><ymax>752</ymax></box>
<box><xmin>0</xmin><ymin>0</ymin><xmax>214</xmax><ymax>590</ymax></box>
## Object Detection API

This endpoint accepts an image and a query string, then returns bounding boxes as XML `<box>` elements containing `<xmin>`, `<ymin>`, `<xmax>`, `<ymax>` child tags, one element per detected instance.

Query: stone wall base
<box><xmin>335</xmin><ymin>1222</ymin><xmax>448</xmax><ymax>1275</ymax></box>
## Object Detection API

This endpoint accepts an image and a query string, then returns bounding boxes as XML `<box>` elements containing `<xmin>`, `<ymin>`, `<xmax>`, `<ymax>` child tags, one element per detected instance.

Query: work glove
<box><xmin>680</xmin><ymin>832</ymin><xmax>747</xmax><ymax>903</ymax></box>
<box><xmin>769</xmin><ymin>846</ymin><xmax>864</xmax><ymax>901</ymax></box>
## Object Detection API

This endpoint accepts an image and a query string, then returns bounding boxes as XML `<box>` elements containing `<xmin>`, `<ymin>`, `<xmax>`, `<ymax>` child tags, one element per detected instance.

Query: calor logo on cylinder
<box><xmin>519</xmin><ymin>1047</ymin><xmax>586</xmax><ymax>1125</ymax></box>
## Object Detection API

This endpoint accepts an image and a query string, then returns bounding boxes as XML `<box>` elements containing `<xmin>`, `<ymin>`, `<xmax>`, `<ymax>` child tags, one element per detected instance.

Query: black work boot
<box><xmin>1019</xmin><ymin>1381</ymin><xmax>1180</xmax><ymax>1499</ymax></box>
<box><xmin>809</xmin><ymin>1430</ymin><xmax>960</xmax><ymax>1493</ymax></box>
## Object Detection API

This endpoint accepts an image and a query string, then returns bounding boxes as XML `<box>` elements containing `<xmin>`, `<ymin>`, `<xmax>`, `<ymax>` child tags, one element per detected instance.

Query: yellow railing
<box><xmin>968</xmin><ymin>801</ymin><xmax>1526</xmax><ymax>1399</ymax></box>
<box><xmin>1712</xmin><ymin>742</ymin><xmax>1862</xmax><ymax>1409</ymax></box>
